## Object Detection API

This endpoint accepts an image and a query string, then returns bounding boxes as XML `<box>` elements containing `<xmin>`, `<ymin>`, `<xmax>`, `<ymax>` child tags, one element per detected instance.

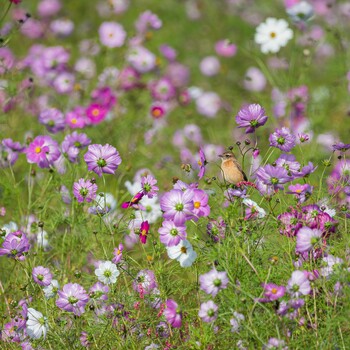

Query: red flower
<box><xmin>139</xmin><ymin>221</ymin><xmax>149</xmax><ymax>244</ymax></box>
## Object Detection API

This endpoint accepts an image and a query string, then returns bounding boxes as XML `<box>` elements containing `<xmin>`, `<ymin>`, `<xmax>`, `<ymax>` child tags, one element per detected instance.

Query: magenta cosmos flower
<box><xmin>73</xmin><ymin>178</ymin><xmax>98</xmax><ymax>203</ymax></box>
<box><xmin>199</xmin><ymin>268</ymin><xmax>229</xmax><ymax>297</ymax></box>
<box><xmin>26</xmin><ymin>135</ymin><xmax>61</xmax><ymax>168</ymax></box>
<box><xmin>258</xmin><ymin>283</ymin><xmax>286</xmax><ymax>302</ymax></box>
<box><xmin>235</xmin><ymin>104</ymin><xmax>268</xmax><ymax>134</ymax></box>
<box><xmin>160</xmin><ymin>189</ymin><xmax>194</xmax><ymax>225</ymax></box>
<box><xmin>269</xmin><ymin>127</ymin><xmax>296</xmax><ymax>152</ymax></box>
<box><xmin>99</xmin><ymin>22</ymin><xmax>126</xmax><ymax>48</ymax></box>
<box><xmin>84</xmin><ymin>144</ymin><xmax>122</xmax><ymax>177</ymax></box>
<box><xmin>32</xmin><ymin>266</ymin><xmax>53</xmax><ymax>287</ymax></box>
<box><xmin>139</xmin><ymin>220</ymin><xmax>150</xmax><ymax>244</ymax></box>
<box><xmin>163</xmin><ymin>299</ymin><xmax>182</xmax><ymax>328</ymax></box>
<box><xmin>158</xmin><ymin>220</ymin><xmax>187</xmax><ymax>247</ymax></box>
<box><xmin>56</xmin><ymin>283</ymin><xmax>89</xmax><ymax>316</ymax></box>
<box><xmin>198</xmin><ymin>300</ymin><xmax>218</xmax><ymax>323</ymax></box>
<box><xmin>86</xmin><ymin>103</ymin><xmax>108</xmax><ymax>125</ymax></box>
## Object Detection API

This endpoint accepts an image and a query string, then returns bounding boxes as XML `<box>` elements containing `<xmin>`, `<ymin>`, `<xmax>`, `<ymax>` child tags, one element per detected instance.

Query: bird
<box><xmin>218</xmin><ymin>151</ymin><xmax>248</xmax><ymax>185</ymax></box>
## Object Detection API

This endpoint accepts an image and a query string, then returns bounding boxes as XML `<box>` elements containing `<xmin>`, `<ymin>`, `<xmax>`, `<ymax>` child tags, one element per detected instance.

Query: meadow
<box><xmin>0</xmin><ymin>0</ymin><xmax>350</xmax><ymax>349</ymax></box>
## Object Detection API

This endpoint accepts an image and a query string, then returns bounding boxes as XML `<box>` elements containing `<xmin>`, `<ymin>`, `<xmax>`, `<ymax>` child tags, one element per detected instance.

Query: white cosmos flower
<box><xmin>287</xmin><ymin>1</ymin><xmax>314</xmax><ymax>23</ymax></box>
<box><xmin>166</xmin><ymin>239</ymin><xmax>197</xmax><ymax>268</ymax></box>
<box><xmin>1</xmin><ymin>221</ymin><xmax>18</xmax><ymax>237</ymax></box>
<box><xmin>242</xmin><ymin>198</ymin><xmax>266</xmax><ymax>218</ymax></box>
<box><xmin>26</xmin><ymin>308</ymin><xmax>48</xmax><ymax>339</ymax></box>
<box><xmin>95</xmin><ymin>261</ymin><xmax>120</xmax><ymax>285</ymax></box>
<box><xmin>255</xmin><ymin>18</ymin><xmax>293</xmax><ymax>54</ymax></box>
<box><xmin>43</xmin><ymin>279</ymin><xmax>60</xmax><ymax>299</ymax></box>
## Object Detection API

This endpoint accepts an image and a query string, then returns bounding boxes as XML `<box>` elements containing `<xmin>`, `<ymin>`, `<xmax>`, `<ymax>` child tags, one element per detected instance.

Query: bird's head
<box><xmin>218</xmin><ymin>151</ymin><xmax>236</xmax><ymax>160</ymax></box>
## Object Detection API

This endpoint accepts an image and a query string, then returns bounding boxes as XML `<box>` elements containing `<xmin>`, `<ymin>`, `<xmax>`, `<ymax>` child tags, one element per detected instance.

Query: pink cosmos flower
<box><xmin>296</xmin><ymin>226</ymin><xmax>322</xmax><ymax>253</ymax></box>
<box><xmin>112</xmin><ymin>243</ymin><xmax>124</xmax><ymax>264</ymax></box>
<box><xmin>132</xmin><ymin>269</ymin><xmax>157</xmax><ymax>295</ymax></box>
<box><xmin>192</xmin><ymin>189</ymin><xmax>210</xmax><ymax>220</ymax></box>
<box><xmin>158</xmin><ymin>220</ymin><xmax>187</xmax><ymax>247</ymax></box>
<box><xmin>258</xmin><ymin>283</ymin><xmax>286</xmax><ymax>302</ymax></box>
<box><xmin>56</xmin><ymin>283</ymin><xmax>89</xmax><ymax>316</ymax></box>
<box><xmin>84</xmin><ymin>144</ymin><xmax>122</xmax><ymax>177</ymax></box>
<box><xmin>73</xmin><ymin>179</ymin><xmax>98</xmax><ymax>203</ymax></box>
<box><xmin>198</xmin><ymin>300</ymin><xmax>218</xmax><ymax>323</ymax></box>
<box><xmin>141</xmin><ymin>175</ymin><xmax>159</xmax><ymax>198</ymax></box>
<box><xmin>160</xmin><ymin>189</ymin><xmax>194</xmax><ymax>225</ymax></box>
<box><xmin>32</xmin><ymin>266</ymin><xmax>53</xmax><ymax>287</ymax></box>
<box><xmin>0</xmin><ymin>230</ymin><xmax>30</xmax><ymax>260</ymax></box>
<box><xmin>26</xmin><ymin>135</ymin><xmax>61</xmax><ymax>168</ymax></box>
<box><xmin>99</xmin><ymin>22</ymin><xmax>126</xmax><ymax>48</ymax></box>
<box><xmin>163</xmin><ymin>299</ymin><xmax>182</xmax><ymax>328</ymax></box>
<box><xmin>199</xmin><ymin>268</ymin><xmax>229</xmax><ymax>297</ymax></box>
<box><xmin>215</xmin><ymin>39</ymin><xmax>237</xmax><ymax>57</ymax></box>
<box><xmin>287</xmin><ymin>270</ymin><xmax>311</xmax><ymax>297</ymax></box>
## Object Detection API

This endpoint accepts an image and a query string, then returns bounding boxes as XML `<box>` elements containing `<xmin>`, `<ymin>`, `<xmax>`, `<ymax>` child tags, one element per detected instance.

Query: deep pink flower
<box><xmin>86</xmin><ymin>103</ymin><xmax>108</xmax><ymax>124</ymax></box>
<box><xmin>84</xmin><ymin>144</ymin><xmax>122</xmax><ymax>177</ymax></box>
<box><xmin>121</xmin><ymin>191</ymin><xmax>144</xmax><ymax>209</ymax></box>
<box><xmin>139</xmin><ymin>221</ymin><xmax>150</xmax><ymax>244</ymax></box>
<box><xmin>259</xmin><ymin>283</ymin><xmax>286</xmax><ymax>302</ymax></box>
<box><xmin>163</xmin><ymin>299</ymin><xmax>182</xmax><ymax>328</ymax></box>
<box><xmin>26</xmin><ymin>135</ymin><xmax>61</xmax><ymax>168</ymax></box>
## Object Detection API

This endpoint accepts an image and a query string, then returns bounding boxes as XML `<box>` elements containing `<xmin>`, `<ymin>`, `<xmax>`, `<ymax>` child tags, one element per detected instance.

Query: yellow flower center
<box><xmin>194</xmin><ymin>201</ymin><xmax>201</xmax><ymax>209</ymax></box>
<box><xmin>271</xmin><ymin>288</ymin><xmax>277</xmax><ymax>294</ymax></box>
<box><xmin>35</xmin><ymin>146</ymin><xmax>42</xmax><ymax>154</ymax></box>
<box><xmin>152</xmin><ymin>108</ymin><xmax>162</xmax><ymax>118</ymax></box>
<box><xmin>270</xmin><ymin>32</ymin><xmax>276</xmax><ymax>38</ymax></box>
<box><xmin>92</xmin><ymin>109</ymin><xmax>100</xmax><ymax>117</ymax></box>
<box><xmin>295</xmin><ymin>189</ymin><xmax>302</xmax><ymax>193</ymax></box>
<box><xmin>180</xmin><ymin>246</ymin><xmax>187</xmax><ymax>254</ymax></box>
<box><xmin>71</xmin><ymin>118</ymin><xmax>77</xmax><ymax>124</ymax></box>
<box><xmin>141</xmin><ymin>229</ymin><xmax>147</xmax><ymax>236</ymax></box>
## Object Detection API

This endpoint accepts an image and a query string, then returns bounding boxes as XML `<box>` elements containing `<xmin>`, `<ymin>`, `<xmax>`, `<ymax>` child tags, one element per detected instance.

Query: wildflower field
<box><xmin>1</xmin><ymin>0</ymin><xmax>350</xmax><ymax>349</ymax></box>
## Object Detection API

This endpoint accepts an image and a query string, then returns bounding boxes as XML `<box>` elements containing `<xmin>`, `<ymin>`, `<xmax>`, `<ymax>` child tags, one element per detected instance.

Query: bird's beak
<box><xmin>218</xmin><ymin>154</ymin><xmax>223</xmax><ymax>158</ymax></box>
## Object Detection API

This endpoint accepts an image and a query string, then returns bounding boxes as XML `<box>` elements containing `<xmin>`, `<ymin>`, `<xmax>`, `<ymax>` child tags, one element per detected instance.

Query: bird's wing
<box><xmin>233</xmin><ymin>160</ymin><xmax>248</xmax><ymax>181</ymax></box>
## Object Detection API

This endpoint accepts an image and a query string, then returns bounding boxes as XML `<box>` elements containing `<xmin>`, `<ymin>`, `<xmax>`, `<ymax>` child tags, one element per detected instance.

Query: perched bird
<box><xmin>219</xmin><ymin>151</ymin><xmax>248</xmax><ymax>185</ymax></box>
